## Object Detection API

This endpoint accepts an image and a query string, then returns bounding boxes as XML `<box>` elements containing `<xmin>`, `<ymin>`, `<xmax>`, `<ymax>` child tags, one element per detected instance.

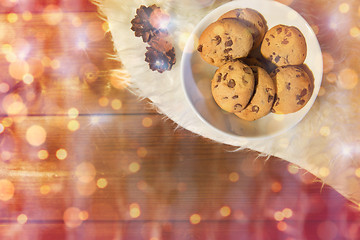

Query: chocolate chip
<box><xmin>266</xmin><ymin>88</ymin><xmax>272</xmax><ymax>93</ymax></box>
<box><xmin>286</xmin><ymin>82</ymin><xmax>291</xmax><ymax>90</ymax></box>
<box><xmin>272</xmin><ymin>52</ymin><xmax>276</xmax><ymax>55</ymax></box>
<box><xmin>243</xmin><ymin>67</ymin><xmax>252</xmax><ymax>74</ymax></box>
<box><xmin>276</xmin><ymin>27</ymin><xmax>282</xmax><ymax>34</ymax></box>
<box><xmin>297</xmin><ymin>99</ymin><xmax>305</xmax><ymax>105</ymax></box>
<box><xmin>296</xmin><ymin>74</ymin><xmax>300</xmax><ymax>77</ymax></box>
<box><xmin>285</xmin><ymin>28</ymin><xmax>289</xmax><ymax>35</ymax></box>
<box><xmin>223</xmin><ymin>97</ymin><xmax>228</xmax><ymax>99</ymax></box>
<box><xmin>243</xmin><ymin>79</ymin><xmax>248</xmax><ymax>85</ymax></box>
<box><xmin>232</xmin><ymin>95</ymin><xmax>238</xmax><ymax>99</ymax></box>
<box><xmin>270</xmin><ymin>55</ymin><xmax>273</xmax><ymax>61</ymax></box>
<box><xmin>224</xmin><ymin>48</ymin><xmax>232</xmax><ymax>54</ymax></box>
<box><xmin>274</xmin><ymin>68</ymin><xmax>280</xmax><ymax>74</ymax></box>
<box><xmin>234</xmin><ymin>103</ymin><xmax>243</xmax><ymax>111</ymax></box>
<box><xmin>214</xmin><ymin>35</ymin><xmax>221</xmax><ymax>45</ymax></box>
<box><xmin>214</xmin><ymin>85</ymin><xmax>218</xmax><ymax>88</ymax></box>
<box><xmin>252</xmin><ymin>105</ymin><xmax>259</xmax><ymax>113</ymax></box>
<box><xmin>223</xmin><ymin>72</ymin><xmax>228</xmax><ymax>80</ymax></box>
<box><xmin>229</xmin><ymin>65</ymin><xmax>234</xmax><ymax>70</ymax></box>
<box><xmin>275</xmin><ymin>97</ymin><xmax>280</xmax><ymax>106</ymax></box>
<box><xmin>281</xmin><ymin>38</ymin><xmax>289</xmax><ymax>44</ymax></box>
<box><xmin>197</xmin><ymin>44</ymin><xmax>203</xmax><ymax>52</ymax></box>
<box><xmin>258</xmin><ymin>21</ymin><xmax>264</xmax><ymax>28</ymax></box>
<box><xmin>227</xmin><ymin>79</ymin><xmax>236</xmax><ymax>88</ymax></box>
<box><xmin>210</xmin><ymin>58</ymin><xmax>214</xmax><ymax>63</ymax></box>
<box><xmin>225</xmin><ymin>40</ymin><xmax>233</xmax><ymax>47</ymax></box>
<box><xmin>300</xmin><ymin>88</ymin><xmax>307</xmax><ymax>97</ymax></box>
<box><xmin>275</xmin><ymin>55</ymin><xmax>281</xmax><ymax>63</ymax></box>
<box><xmin>265</xmin><ymin>38</ymin><xmax>270</xmax><ymax>42</ymax></box>
<box><xmin>286</xmin><ymin>32</ymin><xmax>292</xmax><ymax>37</ymax></box>
<box><xmin>270</xmin><ymin>34</ymin><xmax>275</xmax><ymax>38</ymax></box>
<box><xmin>217</xmin><ymin>73</ymin><xmax>222</xmax><ymax>82</ymax></box>
<box><xmin>298</xmin><ymin>34</ymin><xmax>302</xmax><ymax>37</ymax></box>
<box><xmin>268</xmin><ymin>95</ymin><xmax>274</xmax><ymax>103</ymax></box>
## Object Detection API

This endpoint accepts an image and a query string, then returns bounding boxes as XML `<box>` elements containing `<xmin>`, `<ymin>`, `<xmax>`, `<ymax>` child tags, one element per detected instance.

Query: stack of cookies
<box><xmin>197</xmin><ymin>8</ymin><xmax>313</xmax><ymax>121</ymax></box>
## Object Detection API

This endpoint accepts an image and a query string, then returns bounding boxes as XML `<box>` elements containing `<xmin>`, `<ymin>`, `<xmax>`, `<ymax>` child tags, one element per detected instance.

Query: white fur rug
<box><xmin>94</xmin><ymin>0</ymin><xmax>360</xmax><ymax>204</ymax></box>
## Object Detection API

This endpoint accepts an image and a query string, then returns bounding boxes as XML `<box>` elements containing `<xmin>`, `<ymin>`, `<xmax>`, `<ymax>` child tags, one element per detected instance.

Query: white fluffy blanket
<box><xmin>94</xmin><ymin>0</ymin><xmax>360</xmax><ymax>204</ymax></box>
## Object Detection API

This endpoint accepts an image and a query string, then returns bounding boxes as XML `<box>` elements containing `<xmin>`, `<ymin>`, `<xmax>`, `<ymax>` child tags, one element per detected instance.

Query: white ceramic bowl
<box><xmin>181</xmin><ymin>0</ymin><xmax>323</xmax><ymax>140</ymax></box>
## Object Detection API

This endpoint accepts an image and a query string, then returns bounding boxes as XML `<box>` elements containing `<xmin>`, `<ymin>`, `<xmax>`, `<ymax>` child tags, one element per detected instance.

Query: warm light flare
<box><xmin>38</xmin><ymin>150</ymin><xmax>49</xmax><ymax>160</ymax></box>
<box><xmin>190</xmin><ymin>214</ymin><xmax>201</xmax><ymax>224</ymax></box>
<box><xmin>137</xmin><ymin>147</ymin><xmax>148</xmax><ymax>158</ymax></box>
<box><xmin>0</xmin><ymin>179</ymin><xmax>15</xmax><ymax>201</ymax></box>
<box><xmin>129</xmin><ymin>162</ymin><xmax>140</xmax><ymax>173</ymax></box>
<box><xmin>228</xmin><ymin>172</ymin><xmax>239</xmax><ymax>182</ymax></box>
<box><xmin>75</xmin><ymin>162</ymin><xmax>96</xmax><ymax>183</ymax></box>
<box><xmin>130</xmin><ymin>203</ymin><xmax>141</xmax><ymax>218</ymax></box>
<box><xmin>96</xmin><ymin>178</ymin><xmax>108</xmax><ymax>189</ymax></box>
<box><xmin>142</xmin><ymin>117</ymin><xmax>153</xmax><ymax>127</ymax></box>
<box><xmin>56</xmin><ymin>149</ymin><xmax>67</xmax><ymax>160</ymax></box>
<box><xmin>63</xmin><ymin>207</ymin><xmax>82</xmax><ymax>228</ymax></box>
<box><xmin>26</xmin><ymin>125</ymin><xmax>47</xmax><ymax>146</ymax></box>
<box><xmin>17</xmin><ymin>214</ymin><xmax>28</xmax><ymax>224</ymax></box>
<box><xmin>220</xmin><ymin>206</ymin><xmax>231</xmax><ymax>217</ymax></box>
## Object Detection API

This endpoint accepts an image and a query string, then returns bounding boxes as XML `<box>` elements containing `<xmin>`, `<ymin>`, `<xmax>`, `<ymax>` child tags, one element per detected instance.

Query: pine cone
<box><xmin>145</xmin><ymin>46</ymin><xmax>176</xmax><ymax>73</ymax></box>
<box><xmin>131</xmin><ymin>5</ymin><xmax>169</xmax><ymax>42</ymax></box>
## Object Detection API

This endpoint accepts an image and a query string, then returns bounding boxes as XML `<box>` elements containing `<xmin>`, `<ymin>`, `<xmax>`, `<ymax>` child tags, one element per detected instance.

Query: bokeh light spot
<box><xmin>111</xmin><ymin>99</ymin><xmax>122</xmax><ymax>110</ymax></box>
<box><xmin>38</xmin><ymin>150</ymin><xmax>49</xmax><ymax>160</ymax></box>
<box><xmin>274</xmin><ymin>211</ymin><xmax>284</xmax><ymax>221</ymax></box>
<box><xmin>338</xmin><ymin>68</ymin><xmax>358</xmax><ymax>89</ymax></box>
<box><xmin>22</xmin><ymin>11</ymin><xmax>32</xmax><ymax>21</ymax></box>
<box><xmin>317</xmin><ymin>221</ymin><xmax>338</xmax><ymax>240</ymax></box>
<box><xmin>50</xmin><ymin>59</ymin><xmax>60</xmax><ymax>69</ymax></box>
<box><xmin>43</xmin><ymin>5</ymin><xmax>63</xmax><ymax>25</ymax></box>
<box><xmin>40</xmin><ymin>185</ymin><xmax>51</xmax><ymax>195</ymax></box>
<box><xmin>0</xmin><ymin>82</ymin><xmax>10</xmax><ymax>93</ymax></box>
<box><xmin>98</xmin><ymin>97</ymin><xmax>109</xmax><ymax>107</ymax></box>
<box><xmin>7</xmin><ymin>13</ymin><xmax>18</xmax><ymax>23</ymax></box>
<box><xmin>326</xmin><ymin>73</ymin><xmax>337</xmax><ymax>83</ymax></box>
<box><xmin>2</xmin><ymin>117</ymin><xmax>13</xmax><ymax>127</ymax></box>
<box><xmin>68</xmin><ymin>120</ymin><xmax>80</xmax><ymax>132</ymax></box>
<box><xmin>318</xmin><ymin>86</ymin><xmax>326</xmax><ymax>96</ymax></box>
<box><xmin>137</xmin><ymin>147</ymin><xmax>147</xmax><ymax>158</ymax></box>
<box><xmin>287</xmin><ymin>164</ymin><xmax>299</xmax><ymax>174</ymax></box>
<box><xmin>68</xmin><ymin>108</ymin><xmax>79</xmax><ymax>119</ymax></box>
<box><xmin>277</xmin><ymin>221</ymin><xmax>287</xmax><ymax>231</ymax></box>
<box><xmin>320</xmin><ymin>126</ymin><xmax>331</xmax><ymax>136</ymax></box>
<box><xmin>17</xmin><ymin>214</ymin><xmax>28</xmax><ymax>224</ymax></box>
<box><xmin>271</xmin><ymin>181</ymin><xmax>282</xmax><ymax>193</ymax></box>
<box><xmin>63</xmin><ymin>207</ymin><xmax>82</xmax><ymax>228</ymax></box>
<box><xmin>129</xmin><ymin>162</ymin><xmax>140</xmax><ymax>173</ymax></box>
<box><xmin>102</xmin><ymin>22</ymin><xmax>109</xmax><ymax>32</ymax></box>
<box><xmin>282</xmin><ymin>208</ymin><xmax>293</xmax><ymax>218</ymax></box>
<box><xmin>2</xmin><ymin>94</ymin><xmax>26</xmax><ymax>115</ymax></box>
<box><xmin>56</xmin><ymin>149</ymin><xmax>67</xmax><ymax>160</ymax></box>
<box><xmin>22</xmin><ymin>73</ymin><xmax>34</xmax><ymax>85</ymax></box>
<box><xmin>79</xmin><ymin>211</ymin><xmax>89</xmax><ymax>221</ymax></box>
<box><xmin>338</xmin><ymin>3</ymin><xmax>350</xmax><ymax>13</ymax></box>
<box><xmin>228</xmin><ymin>172</ymin><xmax>239</xmax><ymax>182</ymax></box>
<box><xmin>190</xmin><ymin>214</ymin><xmax>201</xmax><ymax>224</ymax></box>
<box><xmin>0</xmin><ymin>179</ymin><xmax>15</xmax><ymax>201</ymax></box>
<box><xmin>75</xmin><ymin>162</ymin><xmax>96</xmax><ymax>183</ymax></box>
<box><xmin>142</xmin><ymin>117</ymin><xmax>153</xmax><ymax>127</ymax></box>
<box><xmin>76</xmin><ymin>180</ymin><xmax>96</xmax><ymax>196</ymax></box>
<box><xmin>355</xmin><ymin>168</ymin><xmax>360</xmax><ymax>178</ymax></box>
<box><xmin>220</xmin><ymin>206</ymin><xmax>231</xmax><ymax>217</ymax></box>
<box><xmin>350</xmin><ymin>27</ymin><xmax>360</xmax><ymax>38</ymax></box>
<box><xmin>130</xmin><ymin>203</ymin><xmax>141</xmax><ymax>218</ymax></box>
<box><xmin>9</xmin><ymin>60</ymin><xmax>29</xmax><ymax>80</ymax></box>
<box><xmin>26</xmin><ymin>125</ymin><xmax>47</xmax><ymax>146</ymax></box>
<box><xmin>96</xmin><ymin>178</ymin><xmax>108</xmax><ymax>189</ymax></box>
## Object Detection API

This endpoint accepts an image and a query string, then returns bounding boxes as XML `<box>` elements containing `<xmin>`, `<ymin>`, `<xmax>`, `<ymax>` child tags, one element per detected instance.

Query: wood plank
<box><xmin>0</xmin><ymin>13</ymin><xmax>156</xmax><ymax>116</ymax></box>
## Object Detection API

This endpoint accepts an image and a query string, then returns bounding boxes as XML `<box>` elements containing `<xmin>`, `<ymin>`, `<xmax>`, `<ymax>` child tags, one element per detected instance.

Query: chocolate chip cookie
<box><xmin>218</xmin><ymin>8</ymin><xmax>267</xmax><ymax>49</ymax></box>
<box><xmin>235</xmin><ymin>66</ymin><xmax>275</xmax><ymax>121</ymax></box>
<box><xmin>197</xmin><ymin>18</ymin><xmax>253</xmax><ymax>67</ymax></box>
<box><xmin>211</xmin><ymin>61</ymin><xmax>255</xmax><ymax>113</ymax></box>
<box><xmin>260</xmin><ymin>24</ymin><xmax>307</xmax><ymax>66</ymax></box>
<box><xmin>271</xmin><ymin>65</ymin><xmax>313</xmax><ymax>114</ymax></box>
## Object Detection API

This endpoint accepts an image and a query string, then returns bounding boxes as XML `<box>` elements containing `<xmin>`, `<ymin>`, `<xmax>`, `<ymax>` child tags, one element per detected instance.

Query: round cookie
<box><xmin>271</xmin><ymin>65</ymin><xmax>313</xmax><ymax>114</ymax></box>
<box><xmin>235</xmin><ymin>66</ymin><xmax>275</xmax><ymax>121</ymax></box>
<box><xmin>218</xmin><ymin>8</ymin><xmax>267</xmax><ymax>49</ymax></box>
<box><xmin>260</xmin><ymin>24</ymin><xmax>307</xmax><ymax>66</ymax></box>
<box><xmin>211</xmin><ymin>61</ymin><xmax>255</xmax><ymax>113</ymax></box>
<box><xmin>197</xmin><ymin>19</ymin><xmax>253</xmax><ymax>67</ymax></box>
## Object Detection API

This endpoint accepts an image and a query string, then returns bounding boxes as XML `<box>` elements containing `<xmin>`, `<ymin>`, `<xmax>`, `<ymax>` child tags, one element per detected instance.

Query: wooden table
<box><xmin>0</xmin><ymin>1</ymin><xmax>359</xmax><ymax>239</ymax></box>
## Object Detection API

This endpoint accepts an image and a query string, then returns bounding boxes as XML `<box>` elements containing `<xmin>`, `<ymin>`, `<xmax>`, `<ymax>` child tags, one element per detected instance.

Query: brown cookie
<box><xmin>197</xmin><ymin>18</ymin><xmax>253</xmax><ymax>67</ymax></box>
<box><xmin>235</xmin><ymin>66</ymin><xmax>275</xmax><ymax>121</ymax></box>
<box><xmin>218</xmin><ymin>8</ymin><xmax>267</xmax><ymax>49</ymax></box>
<box><xmin>260</xmin><ymin>24</ymin><xmax>307</xmax><ymax>66</ymax></box>
<box><xmin>211</xmin><ymin>61</ymin><xmax>255</xmax><ymax>113</ymax></box>
<box><xmin>271</xmin><ymin>65</ymin><xmax>313</xmax><ymax>114</ymax></box>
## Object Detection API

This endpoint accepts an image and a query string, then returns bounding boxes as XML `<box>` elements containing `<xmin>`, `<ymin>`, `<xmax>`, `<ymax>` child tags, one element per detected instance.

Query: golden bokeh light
<box><xmin>338</xmin><ymin>68</ymin><xmax>358</xmax><ymax>89</ymax></box>
<box><xmin>96</xmin><ymin>178</ymin><xmax>108</xmax><ymax>189</ymax></box>
<box><xmin>26</xmin><ymin>125</ymin><xmax>47</xmax><ymax>146</ymax></box>
<box><xmin>56</xmin><ymin>148</ymin><xmax>67</xmax><ymax>160</ymax></box>
<box><xmin>142</xmin><ymin>117</ymin><xmax>153</xmax><ymax>127</ymax></box>
<box><xmin>0</xmin><ymin>179</ymin><xmax>15</xmax><ymax>201</ymax></box>
<box><xmin>38</xmin><ymin>149</ymin><xmax>49</xmax><ymax>160</ymax></box>
<box><xmin>322</xmin><ymin>52</ymin><xmax>334</xmax><ymax>74</ymax></box>
<box><xmin>271</xmin><ymin>181</ymin><xmax>282</xmax><ymax>193</ymax></box>
<box><xmin>355</xmin><ymin>168</ymin><xmax>360</xmax><ymax>178</ymax></box>
<box><xmin>190</xmin><ymin>214</ymin><xmax>201</xmax><ymax>224</ymax></box>
<box><xmin>75</xmin><ymin>162</ymin><xmax>96</xmax><ymax>183</ymax></box>
<box><xmin>220</xmin><ymin>206</ymin><xmax>231</xmax><ymax>217</ymax></box>
<box><xmin>17</xmin><ymin>214</ymin><xmax>28</xmax><ymax>225</ymax></box>
<box><xmin>129</xmin><ymin>162</ymin><xmax>140</xmax><ymax>173</ymax></box>
<box><xmin>274</xmin><ymin>211</ymin><xmax>284</xmax><ymax>221</ymax></box>
<box><xmin>111</xmin><ymin>99</ymin><xmax>122</xmax><ymax>110</ymax></box>
<box><xmin>130</xmin><ymin>203</ymin><xmax>141</xmax><ymax>218</ymax></box>
<box><xmin>68</xmin><ymin>108</ymin><xmax>79</xmax><ymax>119</ymax></box>
<box><xmin>228</xmin><ymin>172</ymin><xmax>240</xmax><ymax>182</ymax></box>
<box><xmin>102</xmin><ymin>22</ymin><xmax>109</xmax><ymax>32</ymax></box>
<box><xmin>1</xmin><ymin>151</ymin><xmax>12</xmax><ymax>161</ymax></box>
<box><xmin>2</xmin><ymin>117</ymin><xmax>13</xmax><ymax>127</ymax></box>
<box><xmin>339</xmin><ymin>3</ymin><xmax>350</xmax><ymax>13</ymax></box>
<box><xmin>98</xmin><ymin>96</ymin><xmax>109</xmax><ymax>107</ymax></box>
<box><xmin>2</xmin><ymin>44</ymin><xmax>12</xmax><ymax>54</ymax></box>
<box><xmin>71</xmin><ymin>16</ymin><xmax>82</xmax><ymax>27</ymax></box>
<box><xmin>22</xmin><ymin>11</ymin><xmax>32</xmax><ymax>21</ymax></box>
<box><xmin>277</xmin><ymin>221</ymin><xmax>287</xmax><ymax>231</ymax></box>
<box><xmin>350</xmin><ymin>27</ymin><xmax>360</xmax><ymax>38</ymax></box>
<box><xmin>43</xmin><ymin>5</ymin><xmax>63</xmax><ymax>25</ymax></box>
<box><xmin>63</xmin><ymin>207</ymin><xmax>82</xmax><ymax>228</ymax></box>
<box><xmin>287</xmin><ymin>164</ymin><xmax>299</xmax><ymax>174</ymax></box>
<box><xmin>0</xmin><ymin>82</ymin><xmax>10</xmax><ymax>94</ymax></box>
<box><xmin>22</xmin><ymin>73</ymin><xmax>34</xmax><ymax>85</ymax></box>
<box><xmin>50</xmin><ymin>59</ymin><xmax>61</xmax><ymax>69</ymax></box>
<box><xmin>2</xmin><ymin>94</ymin><xmax>27</xmax><ymax>115</ymax></box>
<box><xmin>79</xmin><ymin>211</ymin><xmax>89</xmax><ymax>221</ymax></box>
<box><xmin>7</xmin><ymin>13</ymin><xmax>18</xmax><ymax>23</ymax></box>
<box><xmin>9</xmin><ymin>60</ymin><xmax>29</xmax><ymax>80</ymax></box>
<box><xmin>326</xmin><ymin>73</ymin><xmax>337</xmax><ymax>83</ymax></box>
<box><xmin>76</xmin><ymin>180</ymin><xmax>96</xmax><ymax>196</ymax></box>
<box><xmin>68</xmin><ymin>120</ymin><xmax>80</xmax><ymax>132</ymax></box>
<box><xmin>40</xmin><ymin>185</ymin><xmax>51</xmax><ymax>195</ymax></box>
<box><xmin>137</xmin><ymin>181</ymin><xmax>148</xmax><ymax>191</ymax></box>
<box><xmin>320</xmin><ymin>126</ymin><xmax>331</xmax><ymax>137</ymax></box>
<box><xmin>41</xmin><ymin>56</ymin><xmax>52</xmax><ymax>67</ymax></box>
<box><xmin>282</xmin><ymin>208</ymin><xmax>293</xmax><ymax>218</ymax></box>
<box><xmin>137</xmin><ymin>147</ymin><xmax>148</xmax><ymax>158</ymax></box>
